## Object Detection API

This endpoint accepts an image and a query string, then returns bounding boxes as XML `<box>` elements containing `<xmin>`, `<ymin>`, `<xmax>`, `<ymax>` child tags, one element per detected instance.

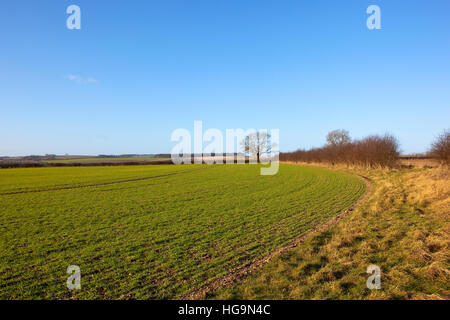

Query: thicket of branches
<box><xmin>280</xmin><ymin>132</ymin><xmax>400</xmax><ymax>168</ymax></box>
<box><xmin>428</xmin><ymin>130</ymin><xmax>450</xmax><ymax>165</ymax></box>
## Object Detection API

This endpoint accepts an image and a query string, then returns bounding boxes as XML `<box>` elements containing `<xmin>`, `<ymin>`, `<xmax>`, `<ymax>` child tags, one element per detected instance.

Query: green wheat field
<box><xmin>0</xmin><ymin>164</ymin><xmax>365</xmax><ymax>299</ymax></box>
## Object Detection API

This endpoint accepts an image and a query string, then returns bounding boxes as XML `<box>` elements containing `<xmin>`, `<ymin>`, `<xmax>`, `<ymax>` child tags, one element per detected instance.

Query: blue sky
<box><xmin>1</xmin><ymin>0</ymin><xmax>449</xmax><ymax>156</ymax></box>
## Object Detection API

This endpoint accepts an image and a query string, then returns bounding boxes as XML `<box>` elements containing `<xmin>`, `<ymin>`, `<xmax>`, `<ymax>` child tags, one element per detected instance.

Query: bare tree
<box><xmin>241</xmin><ymin>131</ymin><xmax>273</xmax><ymax>163</ymax></box>
<box><xmin>429</xmin><ymin>129</ymin><xmax>450</xmax><ymax>165</ymax></box>
<box><xmin>324</xmin><ymin>129</ymin><xmax>351</xmax><ymax>166</ymax></box>
<box><xmin>326</xmin><ymin>129</ymin><xmax>351</xmax><ymax>146</ymax></box>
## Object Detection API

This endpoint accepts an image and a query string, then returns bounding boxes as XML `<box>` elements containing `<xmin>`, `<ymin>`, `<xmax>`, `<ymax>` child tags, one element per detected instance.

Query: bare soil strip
<box><xmin>180</xmin><ymin>174</ymin><xmax>372</xmax><ymax>300</ymax></box>
<box><xmin>0</xmin><ymin>168</ymin><xmax>207</xmax><ymax>196</ymax></box>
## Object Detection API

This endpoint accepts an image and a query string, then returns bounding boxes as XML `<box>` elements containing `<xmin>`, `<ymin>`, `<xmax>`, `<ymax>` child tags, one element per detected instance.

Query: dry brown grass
<box><xmin>212</xmin><ymin>164</ymin><xmax>450</xmax><ymax>300</ymax></box>
<box><xmin>399</xmin><ymin>158</ymin><xmax>442</xmax><ymax>168</ymax></box>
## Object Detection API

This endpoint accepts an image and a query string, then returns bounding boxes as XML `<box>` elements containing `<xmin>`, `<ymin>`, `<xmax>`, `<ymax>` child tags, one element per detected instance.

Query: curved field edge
<box><xmin>1</xmin><ymin>164</ymin><xmax>366</xmax><ymax>299</ymax></box>
<box><xmin>183</xmin><ymin>169</ymin><xmax>370</xmax><ymax>299</ymax></box>
<box><xmin>212</xmin><ymin>165</ymin><xmax>449</xmax><ymax>300</ymax></box>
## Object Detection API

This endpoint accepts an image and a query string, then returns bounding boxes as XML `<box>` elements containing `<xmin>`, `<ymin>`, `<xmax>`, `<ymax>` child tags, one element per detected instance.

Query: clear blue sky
<box><xmin>1</xmin><ymin>0</ymin><xmax>449</xmax><ymax>156</ymax></box>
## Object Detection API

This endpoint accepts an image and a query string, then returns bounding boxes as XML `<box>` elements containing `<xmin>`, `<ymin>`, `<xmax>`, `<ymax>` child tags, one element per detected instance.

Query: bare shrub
<box><xmin>352</xmin><ymin>134</ymin><xmax>400</xmax><ymax>168</ymax></box>
<box><xmin>280</xmin><ymin>132</ymin><xmax>400</xmax><ymax>168</ymax></box>
<box><xmin>429</xmin><ymin>130</ymin><xmax>450</xmax><ymax>166</ymax></box>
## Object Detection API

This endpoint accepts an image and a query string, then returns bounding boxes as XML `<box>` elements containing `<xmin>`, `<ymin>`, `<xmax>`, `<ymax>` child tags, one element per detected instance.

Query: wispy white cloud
<box><xmin>65</xmin><ymin>74</ymin><xmax>98</xmax><ymax>84</ymax></box>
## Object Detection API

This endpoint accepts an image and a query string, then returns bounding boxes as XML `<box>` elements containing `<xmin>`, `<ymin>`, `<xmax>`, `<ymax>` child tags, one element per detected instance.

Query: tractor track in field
<box><xmin>180</xmin><ymin>173</ymin><xmax>372</xmax><ymax>300</ymax></box>
<box><xmin>0</xmin><ymin>168</ymin><xmax>209</xmax><ymax>196</ymax></box>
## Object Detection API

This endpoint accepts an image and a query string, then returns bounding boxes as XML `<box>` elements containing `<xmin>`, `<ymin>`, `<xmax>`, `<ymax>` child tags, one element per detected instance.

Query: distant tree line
<box><xmin>280</xmin><ymin>130</ymin><xmax>400</xmax><ymax>168</ymax></box>
<box><xmin>22</xmin><ymin>154</ymin><xmax>56</xmax><ymax>161</ymax></box>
